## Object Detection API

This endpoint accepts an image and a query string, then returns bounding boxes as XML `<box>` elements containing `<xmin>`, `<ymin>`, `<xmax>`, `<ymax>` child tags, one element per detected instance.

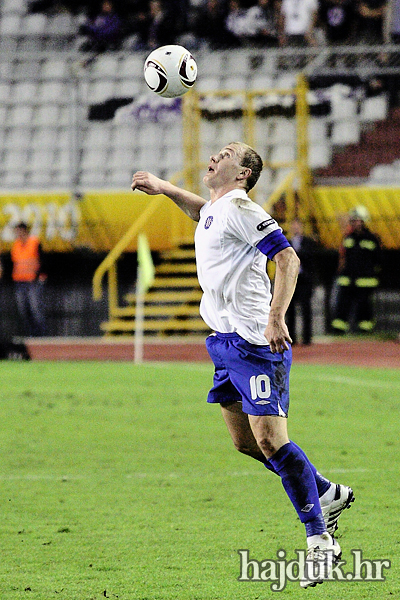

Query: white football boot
<box><xmin>320</xmin><ymin>483</ymin><xmax>355</xmax><ymax>536</ymax></box>
<box><xmin>300</xmin><ymin>533</ymin><xmax>341</xmax><ymax>589</ymax></box>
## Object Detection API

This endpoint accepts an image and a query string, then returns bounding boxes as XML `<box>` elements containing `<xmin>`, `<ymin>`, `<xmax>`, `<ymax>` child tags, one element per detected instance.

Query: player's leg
<box><xmin>248</xmin><ymin>413</ymin><xmax>341</xmax><ymax>587</ymax></box>
<box><xmin>220</xmin><ymin>402</ymin><xmax>343</xmax><ymax>504</ymax></box>
<box><xmin>220</xmin><ymin>401</ymin><xmax>267</xmax><ymax>463</ymax></box>
<box><xmin>249</xmin><ymin>414</ymin><xmax>326</xmax><ymax>534</ymax></box>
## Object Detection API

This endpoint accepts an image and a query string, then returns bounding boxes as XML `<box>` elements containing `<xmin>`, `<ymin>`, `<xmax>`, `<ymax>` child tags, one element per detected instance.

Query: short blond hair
<box><xmin>229</xmin><ymin>141</ymin><xmax>263</xmax><ymax>192</ymax></box>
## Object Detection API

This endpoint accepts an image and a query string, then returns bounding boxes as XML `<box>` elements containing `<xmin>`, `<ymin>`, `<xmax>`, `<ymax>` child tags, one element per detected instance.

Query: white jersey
<box><xmin>195</xmin><ymin>189</ymin><xmax>282</xmax><ymax>345</ymax></box>
<box><xmin>281</xmin><ymin>0</ymin><xmax>318</xmax><ymax>35</ymax></box>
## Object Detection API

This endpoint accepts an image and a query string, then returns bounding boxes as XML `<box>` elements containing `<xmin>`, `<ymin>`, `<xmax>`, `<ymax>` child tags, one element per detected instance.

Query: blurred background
<box><xmin>0</xmin><ymin>0</ymin><xmax>400</xmax><ymax>347</ymax></box>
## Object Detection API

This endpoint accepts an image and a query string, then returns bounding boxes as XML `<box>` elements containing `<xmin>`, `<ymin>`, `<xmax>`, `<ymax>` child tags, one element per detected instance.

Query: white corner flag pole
<box><xmin>134</xmin><ymin>233</ymin><xmax>155</xmax><ymax>364</ymax></box>
<box><xmin>134</xmin><ymin>275</ymin><xmax>145</xmax><ymax>364</ymax></box>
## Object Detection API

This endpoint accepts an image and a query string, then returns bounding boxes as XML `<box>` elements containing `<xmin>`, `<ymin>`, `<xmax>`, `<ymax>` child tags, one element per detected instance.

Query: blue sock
<box><xmin>268</xmin><ymin>441</ymin><xmax>326</xmax><ymax>536</ymax></box>
<box><xmin>290</xmin><ymin>441</ymin><xmax>332</xmax><ymax>497</ymax></box>
<box><xmin>263</xmin><ymin>440</ymin><xmax>331</xmax><ymax>497</ymax></box>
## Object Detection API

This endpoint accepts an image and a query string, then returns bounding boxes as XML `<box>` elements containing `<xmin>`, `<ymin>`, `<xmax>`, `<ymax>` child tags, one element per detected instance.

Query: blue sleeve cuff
<box><xmin>256</xmin><ymin>229</ymin><xmax>291</xmax><ymax>260</ymax></box>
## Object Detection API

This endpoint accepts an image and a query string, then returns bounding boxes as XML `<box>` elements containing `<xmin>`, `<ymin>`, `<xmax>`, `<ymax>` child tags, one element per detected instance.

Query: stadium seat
<box><xmin>12</xmin><ymin>82</ymin><xmax>39</xmax><ymax>104</ymax></box>
<box><xmin>84</xmin><ymin>124</ymin><xmax>113</xmax><ymax>150</ymax></box>
<box><xmin>270</xmin><ymin>144</ymin><xmax>296</xmax><ymax>164</ymax></box>
<box><xmin>248</xmin><ymin>74</ymin><xmax>274</xmax><ymax>91</ymax></box>
<box><xmin>331</xmin><ymin>120</ymin><xmax>360</xmax><ymax>145</ymax></box>
<box><xmin>23</xmin><ymin>14</ymin><xmax>47</xmax><ymax>34</ymax></box>
<box><xmin>359</xmin><ymin>95</ymin><xmax>388</xmax><ymax>122</ymax></box>
<box><xmin>330</xmin><ymin>95</ymin><xmax>357</xmax><ymax>121</ymax></box>
<box><xmin>46</xmin><ymin>13</ymin><xmax>75</xmax><ymax>35</ymax></box>
<box><xmin>0</xmin><ymin>14</ymin><xmax>21</xmax><ymax>34</ymax></box>
<box><xmin>88</xmin><ymin>80</ymin><xmax>116</xmax><ymax>104</ymax></box>
<box><xmin>107</xmin><ymin>171</ymin><xmax>132</xmax><ymax>187</ymax></box>
<box><xmin>223</xmin><ymin>74</ymin><xmax>247</xmax><ymax>91</ymax></box>
<box><xmin>27</xmin><ymin>168</ymin><xmax>54</xmax><ymax>187</ymax></box>
<box><xmin>2</xmin><ymin>0</ymin><xmax>26</xmax><ymax>13</ymax></box>
<box><xmin>3</xmin><ymin>149</ymin><xmax>29</xmax><ymax>171</ymax></box>
<box><xmin>309</xmin><ymin>143</ymin><xmax>332</xmax><ymax>168</ymax></box>
<box><xmin>268</xmin><ymin>118</ymin><xmax>297</xmax><ymax>145</ymax></box>
<box><xmin>30</xmin><ymin>149</ymin><xmax>55</xmax><ymax>170</ymax></box>
<box><xmin>196</xmin><ymin>75</ymin><xmax>220</xmax><ymax>92</ymax></box>
<box><xmin>52</xmin><ymin>168</ymin><xmax>71</xmax><ymax>187</ymax></box>
<box><xmin>219</xmin><ymin>119</ymin><xmax>244</xmax><ymax>143</ymax></box>
<box><xmin>118</xmin><ymin>55</ymin><xmax>144</xmax><ymax>80</ymax></box>
<box><xmin>81</xmin><ymin>148</ymin><xmax>108</xmax><ymax>171</ymax></box>
<box><xmin>3</xmin><ymin>170</ymin><xmax>26</xmax><ymax>188</ymax></box>
<box><xmin>38</xmin><ymin>81</ymin><xmax>66</xmax><ymax>103</ymax></box>
<box><xmin>0</xmin><ymin>82</ymin><xmax>11</xmax><ymax>103</ymax></box>
<box><xmin>9</xmin><ymin>105</ymin><xmax>34</xmax><ymax>126</ymax></box>
<box><xmin>196</xmin><ymin>51</ymin><xmax>224</xmax><ymax>76</ymax></box>
<box><xmin>41</xmin><ymin>58</ymin><xmax>68</xmax><ymax>80</ymax></box>
<box><xmin>92</xmin><ymin>55</ymin><xmax>120</xmax><ymax>78</ymax></box>
<box><xmin>114</xmin><ymin>79</ymin><xmax>139</xmax><ymax>97</ymax></box>
<box><xmin>80</xmin><ymin>169</ymin><xmax>108</xmax><ymax>187</ymax></box>
<box><xmin>34</xmin><ymin>105</ymin><xmax>59</xmax><ymax>126</ymax></box>
<box><xmin>31</xmin><ymin>127</ymin><xmax>58</xmax><ymax>150</ymax></box>
<box><xmin>4</xmin><ymin>127</ymin><xmax>32</xmax><ymax>149</ymax></box>
<box><xmin>309</xmin><ymin>117</ymin><xmax>328</xmax><ymax>143</ymax></box>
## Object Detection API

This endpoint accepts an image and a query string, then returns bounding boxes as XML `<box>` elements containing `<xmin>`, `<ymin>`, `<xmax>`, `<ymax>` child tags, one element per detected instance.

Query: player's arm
<box><xmin>131</xmin><ymin>171</ymin><xmax>207</xmax><ymax>222</ymax></box>
<box><xmin>265</xmin><ymin>246</ymin><xmax>300</xmax><ymax>353</ymax></box>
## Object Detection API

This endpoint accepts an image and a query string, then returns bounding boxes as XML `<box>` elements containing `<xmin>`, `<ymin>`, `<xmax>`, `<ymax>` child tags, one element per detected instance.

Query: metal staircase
<box><xmin>100</xmin><ymin>244</ymin><xmax>210</xmax><ymax>336</ymax></box>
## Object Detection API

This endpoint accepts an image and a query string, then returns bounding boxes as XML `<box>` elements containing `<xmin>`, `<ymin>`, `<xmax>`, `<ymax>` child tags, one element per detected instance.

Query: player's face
<box><xmin>203</xmin><ymin>145</ymin><xmax>243</xmax><ymax>190</ymax></box>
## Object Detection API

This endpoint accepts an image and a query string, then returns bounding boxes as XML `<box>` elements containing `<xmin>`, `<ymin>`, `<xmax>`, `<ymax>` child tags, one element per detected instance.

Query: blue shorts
<box><xmin>205</xmin><ymin>332</ymin><xmax>292</xmax><ymax>417</ymax></box>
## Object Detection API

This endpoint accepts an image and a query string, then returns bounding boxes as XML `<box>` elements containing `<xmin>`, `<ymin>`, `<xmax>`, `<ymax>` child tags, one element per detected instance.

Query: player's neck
<box><xmin>209</xmin><ymin>183</ymin><xmax>246</xmax><ymax>203</ymax></box>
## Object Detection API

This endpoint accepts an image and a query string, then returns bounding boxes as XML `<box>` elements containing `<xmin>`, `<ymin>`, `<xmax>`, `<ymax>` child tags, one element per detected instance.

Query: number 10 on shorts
<box><xmin>249</xmin><ymin>374</ymin><xmax>271</xmax><ymax>400</ymax></box>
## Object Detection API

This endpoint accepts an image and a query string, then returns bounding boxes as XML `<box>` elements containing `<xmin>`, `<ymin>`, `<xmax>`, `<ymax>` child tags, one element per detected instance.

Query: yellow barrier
<box><xmin>312</xmin><ymin>187</ymin><xmax>400</xmax><ymax>249</ymax></box>
<box><xmin>0</xmin><ymin>190</ymin><xmax>194</xmax><ymax>252</ymax></box>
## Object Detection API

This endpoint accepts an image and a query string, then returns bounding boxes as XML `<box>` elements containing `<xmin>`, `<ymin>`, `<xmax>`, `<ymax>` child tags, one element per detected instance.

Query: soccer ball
<box><xmin>144</xmin><ymin>45</ymin><xmax>197</xmax><ymax>98</ymax></box>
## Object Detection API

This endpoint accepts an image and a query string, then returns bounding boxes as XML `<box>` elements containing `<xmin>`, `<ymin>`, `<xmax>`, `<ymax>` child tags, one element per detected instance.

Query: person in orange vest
<box><xmin>11</xmin><ymin>222</ymin><xmax>47</xmax><ymax>337</ymax></box>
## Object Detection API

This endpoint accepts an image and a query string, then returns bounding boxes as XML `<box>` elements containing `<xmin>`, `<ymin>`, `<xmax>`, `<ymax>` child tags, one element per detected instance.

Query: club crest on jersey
<box><xmin>257</xmin><ymin>218</ymin><xmax>276</xmax><ymax>231</ymax></box>
<box><xmin>204</xmin><ymin>216</ymin><xmax>214</xmax><ymax>229</ymax></box>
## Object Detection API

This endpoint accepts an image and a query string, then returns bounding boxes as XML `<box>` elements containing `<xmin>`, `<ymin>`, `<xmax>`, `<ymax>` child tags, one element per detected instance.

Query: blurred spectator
<box><xmin>331</xmin><ymin>206</ymin><xmax>381</xmax><ymax>335</ymax></box>
<box><xmin>79</xmin><ymin>0</ymin><xmax>123</xmax><ymax>52</ymax></box>
<box><xmin>194</xmin><ymin>0</ymin><xmax>237</xmax><ymax>48</ymax></box>
<box><xmin>146</xmin><ymin>0</ymin><xmax>177</xmax><ymax>49</ymax></box>
<box><xmin>357</xmin><ymin>0</ymin><xmax>388</xmax><ymax>44</ymax></box>
<box><xmin>244</xmin><ymin>0</ymin><xmax>280</xmax><ymax>46</ymax></box>
<box><xmin>286</xmin><ymin>218</ymin><xmax>317</xmax><ymax>345</ymax></box>
<box><xmin>319</xmin><ymin>0</ymin><xmax>356</xmax><ymax>44</ymax></box>
<box><xmin>225</xmin><ymin>0</ymin><xmax>255</xmax><ymax>45</ymax></box>
<box><xmin>11</xmin><ymin>223</ymin><xmax>47</xmax><ymax>338</ymax></box>
<box><xmin>28</xmin><ymin>0</ymin><xmax>99</xmax><ymax>15</ymax></box>
<box><xmin>279</xmin><ymin>0</ymin><xmax>319</xmax><ymax>46</ymax></box>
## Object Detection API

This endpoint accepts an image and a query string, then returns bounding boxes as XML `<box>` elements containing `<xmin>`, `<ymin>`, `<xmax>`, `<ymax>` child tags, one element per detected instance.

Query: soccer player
<box><xmin>131</xmin><ymin>142</ymin><xmax>354</xmax><ymax>587</ymax></box>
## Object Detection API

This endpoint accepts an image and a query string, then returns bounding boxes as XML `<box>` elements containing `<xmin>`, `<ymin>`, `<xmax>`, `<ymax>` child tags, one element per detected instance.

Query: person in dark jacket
<box><xmin>331</xmin><ymin>205</ymin><xmax>381</xmax><ymax>334</ymax></box>
<box><xmin>286</xmin><ymin>218</ymin><xmax>317</xmax><ymax>345</ymax></box>
<box><xmin>79</xmin><ymin>0</ymin><xmax>123</xmax><ymax>52</ymax></box>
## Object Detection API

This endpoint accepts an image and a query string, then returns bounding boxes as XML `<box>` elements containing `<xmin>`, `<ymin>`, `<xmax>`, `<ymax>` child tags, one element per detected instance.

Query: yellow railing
<box><xmin>182</xmin><ymin>73</ymin><xmax>311</xmax><ymax>212</ymax></box>
<box><xmin>92</xmin><ymin>169</ymin><xmax>197</xmax><ymax>322</ymax></box>
<box><xmin>92</xmin><ymin>196</ymin><xmax>164</xmax><ymax>313</ymax></box>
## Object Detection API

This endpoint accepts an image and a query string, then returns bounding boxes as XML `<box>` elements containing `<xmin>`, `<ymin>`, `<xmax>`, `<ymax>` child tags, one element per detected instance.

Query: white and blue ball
<box><xmin>144</xmin><ymin>44</ymin><xmax>197</xmax><ymax>98</ymax></box>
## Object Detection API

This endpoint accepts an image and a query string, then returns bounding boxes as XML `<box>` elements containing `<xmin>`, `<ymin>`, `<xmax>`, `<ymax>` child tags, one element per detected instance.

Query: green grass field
<box><xmin>0</xmin><ymin>360</ymin><xmax>399</xmax><ymax>599</ymax></box>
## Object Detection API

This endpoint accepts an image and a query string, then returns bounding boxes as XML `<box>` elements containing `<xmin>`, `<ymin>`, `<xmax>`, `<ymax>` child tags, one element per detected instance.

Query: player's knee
<box><xmin>255</xmin><ymin>436</ymin><xmax>281</xmax><ymax>459</ymax></box>
<box><xmin>233</xmin><ymin>439</ymin><xmax>264</xmax><ymax>461</ymax></box>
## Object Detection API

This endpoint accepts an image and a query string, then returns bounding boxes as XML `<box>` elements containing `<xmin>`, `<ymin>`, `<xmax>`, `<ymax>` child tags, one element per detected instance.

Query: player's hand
<box><xmin>264</xmin><ymin>314</ymin><xmax>292</xmax><ymax>353</ymax></box>
<box><xmin>131</xmin><ymin>171</ymin><xmax>165</xmax><ymax>195</ymax></box>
